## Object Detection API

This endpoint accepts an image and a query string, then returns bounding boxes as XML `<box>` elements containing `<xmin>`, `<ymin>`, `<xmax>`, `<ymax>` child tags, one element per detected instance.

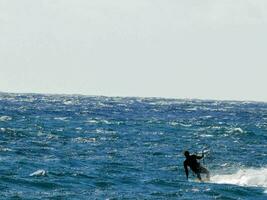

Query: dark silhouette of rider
<box><xmin>183</xmin><ymin>151</ymin><xmax>210</xmax><ymax>181</ymax></box>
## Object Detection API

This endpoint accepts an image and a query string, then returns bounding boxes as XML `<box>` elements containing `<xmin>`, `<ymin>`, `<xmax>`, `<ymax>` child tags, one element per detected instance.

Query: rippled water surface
<box><xmin>0</xmin><ymin>93</ymin><xmax>267</xmax><ymax>199</ymax></box>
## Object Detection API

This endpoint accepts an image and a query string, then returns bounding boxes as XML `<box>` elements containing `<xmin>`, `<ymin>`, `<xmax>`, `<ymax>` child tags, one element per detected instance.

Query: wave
<box><xmin>72</xmin><ymin>137</ymin><xmax>96</xmax><ymax>143</ymax></box>
<box><xmin>226</xmin><ymin>127</ymin><xmax>245</xmax><ymax>134</ymax></box>
<box><xmin>0</xmin><ymin>115</ymin><xmax>12</xmax><ymax>121</ymax></box>
<box><xmin>54</xmin><ymin>117</ymin><xmax>69</xmax><ymax>121</ymax></box>
<box><xmin>210</xmin><ymin>167</ymin><xmax>267</xmax><ymax>191</ymax></box>
<box><xmin>30</xmin><ymin>169</ymin><xmax>46</xmax><ymax>177</ymax></box>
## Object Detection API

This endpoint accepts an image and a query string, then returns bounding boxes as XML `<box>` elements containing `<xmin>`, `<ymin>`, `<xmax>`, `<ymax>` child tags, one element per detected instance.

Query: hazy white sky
<box><xmin>1</xmin><ymin>0</ymin><xmax>267</xmax><ymax>101</ymax></box>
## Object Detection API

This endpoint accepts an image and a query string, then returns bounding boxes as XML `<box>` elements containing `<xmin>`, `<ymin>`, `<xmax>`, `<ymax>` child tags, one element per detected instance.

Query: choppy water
<box><xmin>0</xmin><ymin>93</ymin><xmax>267</xmax><ymax>199</ymax></box>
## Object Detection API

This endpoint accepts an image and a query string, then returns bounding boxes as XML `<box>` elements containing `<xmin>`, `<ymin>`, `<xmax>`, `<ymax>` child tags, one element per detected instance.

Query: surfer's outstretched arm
<box><xmin>184</xmin><ymin>161</ymin><xmax>189</xmax><ymax>180</ymax></box>
<box><xmin>196</xmin><ymin>153</ymin><xmax>204</xmax><ymax>159</ymax></box>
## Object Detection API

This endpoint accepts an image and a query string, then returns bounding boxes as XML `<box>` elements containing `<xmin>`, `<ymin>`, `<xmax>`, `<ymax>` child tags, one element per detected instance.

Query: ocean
<box><xmin>0</xmin><ymin>93</ymin><xmax>266</xmax><ymax>199</ymax></box>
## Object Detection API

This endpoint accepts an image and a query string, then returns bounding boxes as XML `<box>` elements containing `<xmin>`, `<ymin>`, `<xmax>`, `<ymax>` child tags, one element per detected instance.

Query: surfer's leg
<box><xmin>196</xmin><ymin>172</ymin><xmax>202</xmax><ymax>181</ymax></box>
<box><xmin>199</xmin><ymin>166</ymin><xmax>210</xmax><ymax>180</ymax></box>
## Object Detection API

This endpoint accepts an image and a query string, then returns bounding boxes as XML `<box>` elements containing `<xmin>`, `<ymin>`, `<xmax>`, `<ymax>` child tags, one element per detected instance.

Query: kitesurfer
<box><xmin>183</xmin><ymin>150</ymin><xmax>210</xmax><ymax>181</ymax></box>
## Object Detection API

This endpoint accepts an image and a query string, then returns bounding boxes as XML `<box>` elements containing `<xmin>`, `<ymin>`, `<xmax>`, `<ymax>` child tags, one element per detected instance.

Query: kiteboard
<box><xmin>194</xmin><ymin>177</ymin><xmax>210</xmax><ymax>183</ymax></box>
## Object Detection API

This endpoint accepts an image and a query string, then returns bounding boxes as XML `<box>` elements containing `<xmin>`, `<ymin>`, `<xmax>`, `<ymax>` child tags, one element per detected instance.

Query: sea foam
<box><xmin>30</xmin><ymin>169</ymin><xmax>46</xmax><ymax>177</ymax></box>
<box><xmin>0</xmin><ymin>116</ymin><xmax>12</xmax><ymax>121</ymax></box>
<box><xmin>210</xmin><ymin>167</ymin><xmax>267</xmax><ymax>189</ymax></box>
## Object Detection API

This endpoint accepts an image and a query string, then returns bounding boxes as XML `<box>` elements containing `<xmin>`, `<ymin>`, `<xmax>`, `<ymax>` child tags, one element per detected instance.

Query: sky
<box><xmin>0</xmin><ymin>0</ymin><xmax>267</xmax><ymax>102</ymax></box>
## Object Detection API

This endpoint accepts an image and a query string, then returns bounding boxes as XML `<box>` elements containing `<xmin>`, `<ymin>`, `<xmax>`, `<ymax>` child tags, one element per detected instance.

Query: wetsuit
<box><xmin>184</xmin><ymin>154</ymin><xmax>210</xmax><ymax>181</ymax></box>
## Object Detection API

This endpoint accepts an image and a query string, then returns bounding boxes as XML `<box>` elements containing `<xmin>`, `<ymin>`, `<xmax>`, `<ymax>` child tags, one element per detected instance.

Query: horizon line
<box><xmin>0</xmin><ymin>90</ymin><xmax>266</xmax><ymax>104</ymax></box>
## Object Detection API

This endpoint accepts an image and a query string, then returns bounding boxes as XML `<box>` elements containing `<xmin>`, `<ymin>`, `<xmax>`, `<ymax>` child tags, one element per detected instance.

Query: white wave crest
<box><xmin>210</xmin><ymin>168</ymin><xmax>267</xmax><ymax>189</ymax></box>
<box><xmin>0</xmin><ymin>116</ymin><xmax>12</xmax><ymax>121</ymax></box>
<box><xmin>63</xmin><ymin>100</ymin><xmax>73</xmax><ymax>105</ymax></box>
<box><xmin>227</xmin><ymin>127</ymin><xmax>244</xmax><ymax>134</ymax></box>
<box><xmin>30</xmin><ymin>169</ymin><xmax>46</xmax><ymax>177</ymax></box>
<box><xmin>73</xmin><ymin>137</ymin><xmax>96</xmax><ymax>143</ymax></box>
<box><xmin>54</xmin><ymin>117</ymin><xmax>69</xmax><ymax>121</ymax></box>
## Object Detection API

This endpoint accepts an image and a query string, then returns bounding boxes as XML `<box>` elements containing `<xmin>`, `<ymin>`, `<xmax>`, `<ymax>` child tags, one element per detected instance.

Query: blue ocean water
<box><xmin>0</xmin><ymin>93</ymin><xmax>267</xmax><ymax>200</ymax></box>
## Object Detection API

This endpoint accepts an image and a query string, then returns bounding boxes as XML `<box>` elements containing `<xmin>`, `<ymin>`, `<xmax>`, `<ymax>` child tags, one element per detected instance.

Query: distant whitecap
<box><xmin>54</xmin><ymin>117</ymin><xmax>69</xmax><ymax>121</ymax></box>
<box><xmin>63</xmin><ymin>100</ymin><xmax>73</xmax><ymax>105</ymax></box>
<box><xmin>227</xmin><ymin>127</ymin><xmax>244</xmax><ymax>134</ymax></box>
<box><xmin>200</xmin><ymin>134</ymin><xmax>213</xmax><ymax>138</ymax></box>
<box><xmin>73</xmin><ymin>137</ymin><xmax>96</xmax><ymax>143</ymax></box>
<box><xmin>0</xmin><ymin>116</ymin><xmax>12</xmax><ymax>121</ymax></box>
<box><xmin>30</xmin><ymin>169</ymin><xmax>46</xmax><ymax>177</ymax></box>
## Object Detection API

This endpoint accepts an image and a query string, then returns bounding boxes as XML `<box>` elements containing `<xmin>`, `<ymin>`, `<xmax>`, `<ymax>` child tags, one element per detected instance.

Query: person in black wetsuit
<box><xmin>183</xmin><ymin>150</ymin><xmax>210</xmax><ymax>181</ymax></box>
